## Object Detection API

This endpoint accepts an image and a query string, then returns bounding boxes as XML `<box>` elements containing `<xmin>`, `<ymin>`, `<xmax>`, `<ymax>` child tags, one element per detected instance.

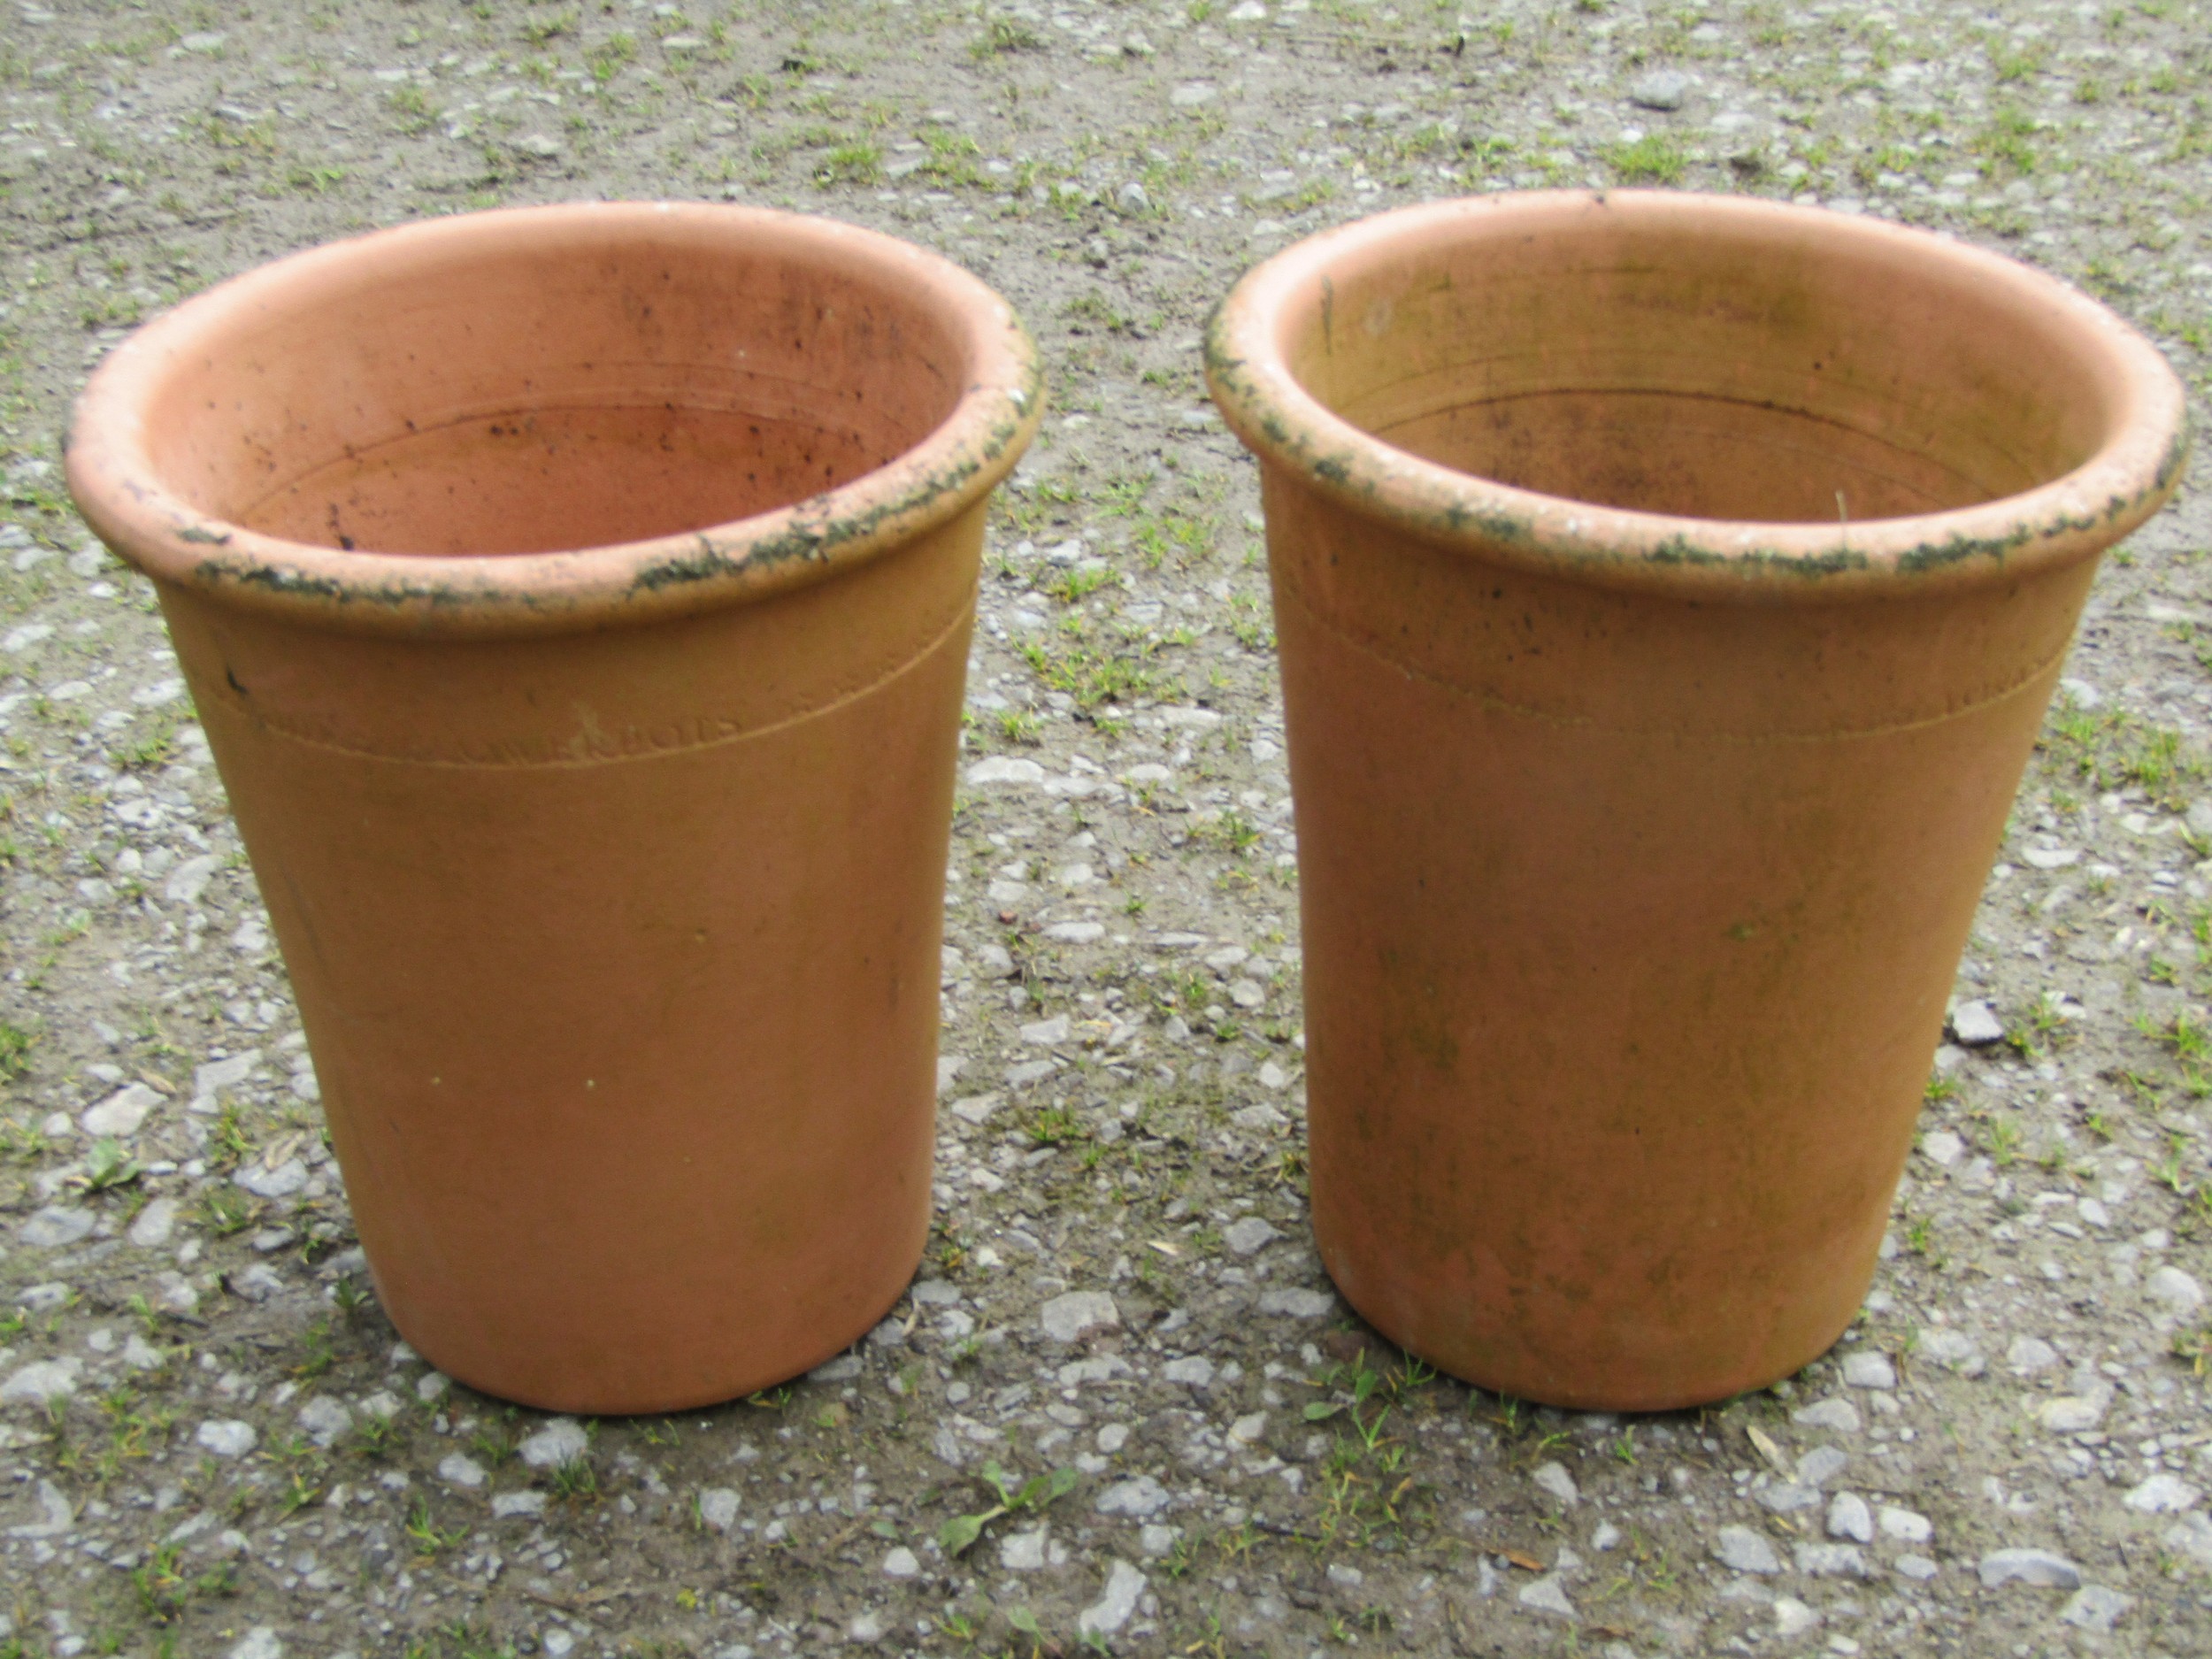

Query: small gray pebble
<box><xmin>1793</xmin><ymin>1541</ymin><xmax>1868</xmax><ymax>1578</ymax></box>
<box><xmin>1796</xmin><ymin>1446</ymin><xmax>1848</xmax><ymax>1488</ymax></box>
<box><xmin>1095</xmin><ymin>1475</ymin><xmax>1170</xmax><ymax>1518</ymax></box>
<box><xmin>1791</xmin><ymin>1398</ymin><xmax>1861</xmax><ymax>1433</ymax></box>
<box><xmin>2059</xmin><ymin>1586</ymin><xmax>2131</xmax><ymax>1632</ymax></box>
<box><xmin>1629</xmin><ymin>70</ymin><xmax>1688</xmax><ymax>111</ymax></box>
<box><xmin>1755</xmin><ymin>1482</ymin><xmax>1821</xmax><ymax>1514</ymax></box>
<box><xmin>1950</xmin><ymin>999</ymin><xmax>2005</xmax><ymax>1046</ymax></box>
<box><xmin>1715</xmin><ymin>1524</ymin><xmax>1780</xmax><ymax>1574</ymax></box>
<box><xmin>196</xmin><ymin>1419</ymin><xmax>257</xmax><ymax>1458</ymax></box>
<box><xmin>1978</xmin><ymin>1548</ymin><xmax>2081</xmax><ymax>1589</ymax></box>
<box><xmin>1826</xmin><ymin>1491</ymin><xmax>1873</xmax><ymax>1544</ymax></box>
<box><xmin>1840</xmin><ymin>1350</ymin><xmax>1896</xmax><ymax>1390</ymax></box>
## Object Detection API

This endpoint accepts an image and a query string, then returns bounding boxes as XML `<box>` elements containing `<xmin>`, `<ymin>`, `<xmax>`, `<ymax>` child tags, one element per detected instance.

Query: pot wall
<box><xmin>1271</xmin><ymin>471</ymin><xmax>2092</xmax><ymax>1408</ymax></box>
<box><xmin>1209</xmin><ymin>193</ymin><xmax>2185</xmax><ymax>1410</ymax></box>
<box><xmin>160</xmin><ymin>507</ymin><xmax>980</xmax><ymax>1413</ymax></box>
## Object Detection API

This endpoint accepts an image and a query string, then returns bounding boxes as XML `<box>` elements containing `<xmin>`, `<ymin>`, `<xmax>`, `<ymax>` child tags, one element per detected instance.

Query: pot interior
<box><xmin>1282</xmin><ymin>208</ymin><xmax>2117</xmax><ymax>526</ymax></box>
<box><xmin>139</xmin><ymin>221</ymin><xmax>971</xmax><ymax>557</ymax></box>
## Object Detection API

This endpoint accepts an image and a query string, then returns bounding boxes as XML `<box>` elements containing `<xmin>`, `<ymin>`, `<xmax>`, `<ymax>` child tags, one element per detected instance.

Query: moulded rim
<box><xmin>1204</xmin><ymin>189</ymin><xmax>2189</xmax><ymax>602</ymax></box>
<box><xmin>65</xmin><ymin>201</ymin><xmax>1044</xmax><ymax>638</ymax></box>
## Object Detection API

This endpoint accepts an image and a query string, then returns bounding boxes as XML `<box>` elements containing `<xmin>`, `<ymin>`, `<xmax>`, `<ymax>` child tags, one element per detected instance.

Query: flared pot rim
<box><xmin>1205</xmin><ymin>188</ymin><xmax>2188</xmax><ymax>602</ymax></box>
<box><xmin>65</xmin><ymin>200</ymin><xmax>1044</xmax><ymax>638</ymax></box>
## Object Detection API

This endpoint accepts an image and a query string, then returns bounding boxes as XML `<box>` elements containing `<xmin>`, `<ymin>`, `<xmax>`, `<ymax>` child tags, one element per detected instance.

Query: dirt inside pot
<box><xmin>238</xmin><ymin>403</ymin><xmax>892</xmax><ymax>557</ymax></box>
<box><xmin>137</xmin><ymin>229</ymin><xmax>968</xmax><ymax>558</ymax></box>
<box><xmin>1372</xmin><ymin>388</ymin><xmax>1994</xmax><ymax>524</ymax></box>
<box><xmin>1287</xmin><ymin>219</ymin><xmax>2122</xmax><ymax>526</ymax></box>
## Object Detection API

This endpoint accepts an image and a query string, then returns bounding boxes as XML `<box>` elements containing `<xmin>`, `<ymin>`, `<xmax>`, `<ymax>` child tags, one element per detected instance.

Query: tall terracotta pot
<box><xmin>1207</xmin><ymin>191</ymin><xmax>2185</xmax><ymax>1410</ymax></box>
<box><xmin>67</xmin><ymin>204</ymin><xmax>1041</xmax><ymax>1413</ymax></box>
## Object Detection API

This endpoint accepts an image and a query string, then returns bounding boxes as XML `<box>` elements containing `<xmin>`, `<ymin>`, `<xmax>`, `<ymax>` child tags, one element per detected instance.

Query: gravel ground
<box><xmin>4</xmin><ymin>2</ymin><xmax>2212</xmax><ymax>1656</ymax></box>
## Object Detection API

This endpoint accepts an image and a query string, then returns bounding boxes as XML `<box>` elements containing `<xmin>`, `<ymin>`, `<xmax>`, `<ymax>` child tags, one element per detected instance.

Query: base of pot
<box><xmin>370</xmin><ymin>1252</ymin><xmax>922</xmax><ymax>1417</ymax></box>
<box><xmin>1314</xmin><ymin>1247</ymin><xmax>1867</xmax><ymax>1415</ymax></box>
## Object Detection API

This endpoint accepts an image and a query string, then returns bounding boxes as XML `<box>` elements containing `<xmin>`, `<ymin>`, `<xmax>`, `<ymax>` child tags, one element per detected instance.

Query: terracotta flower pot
<box><xmin>1208</xmin><ymin>190</ymin><xmax>2186</xmax><ymax>1410</ymax></box>
<box><xmin>67</xmin><ymin>203</ymin><xmax>1041</xmax><ymax>1413</ymax></box>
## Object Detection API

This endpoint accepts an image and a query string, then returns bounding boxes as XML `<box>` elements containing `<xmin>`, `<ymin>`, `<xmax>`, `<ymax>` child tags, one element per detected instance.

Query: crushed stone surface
<box><xmin>2</xmin><ymin>2</ymin><xmax>2210</xmax><ymax>1655</ymax></box>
